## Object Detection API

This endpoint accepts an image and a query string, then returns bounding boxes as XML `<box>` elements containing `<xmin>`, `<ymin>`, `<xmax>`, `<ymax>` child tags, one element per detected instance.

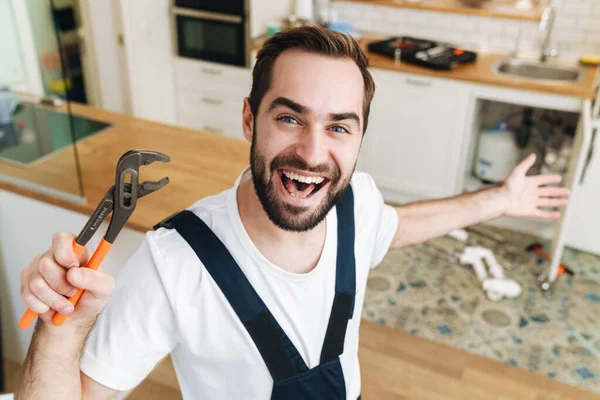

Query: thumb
<box><xmin>514</xmin><ymin>153</ymin><xmax>536</xmax><ymax>175</ymax></box>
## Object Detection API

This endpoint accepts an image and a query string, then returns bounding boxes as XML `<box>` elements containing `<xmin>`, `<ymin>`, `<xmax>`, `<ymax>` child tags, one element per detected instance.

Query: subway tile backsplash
<box><xmin>332</xmin><ymin>0</ymin><xmax>600</xmax><ymax>61</ymax></box>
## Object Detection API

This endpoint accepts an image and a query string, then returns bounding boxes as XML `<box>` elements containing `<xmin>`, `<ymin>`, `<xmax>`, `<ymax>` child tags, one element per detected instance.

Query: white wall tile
<box><xmin>365</xmin><ymin>8</ymin><xmax>384</xmax><ymax>23</ymax></box>
<box><xmin>333</xmin><ymin>1</ymin><xmax>600</xmax><ymax>59</ymax></box>
<box><xmin>553</xmin><ymin>15</ymin><xmax>577</xmax><ymax>30</ymax></box>
<box><xmin>579</xmin><ymin>17</ymin><xmax>600</xmax><ymax>33</ymax></box>
<box><xmin>384</xmin><ymin>9</ymin><xmax>405</xmax><ymax>24</ymax></box>
<box><xmin>559</xmin><ymin>2</ymin><xmax>594</xmax><ymax>16</ymax></box>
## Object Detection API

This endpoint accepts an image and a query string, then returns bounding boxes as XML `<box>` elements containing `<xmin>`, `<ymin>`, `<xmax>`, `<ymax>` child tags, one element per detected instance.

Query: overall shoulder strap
<box><xmin>320</xmin><ymin>184</ymin><xmax>357</xmax><ymax>363</ymax></box>
<box><xmin>154</xmin><ymin>210</ymin><xmax>308</xmax><ymax>381</ymax></box>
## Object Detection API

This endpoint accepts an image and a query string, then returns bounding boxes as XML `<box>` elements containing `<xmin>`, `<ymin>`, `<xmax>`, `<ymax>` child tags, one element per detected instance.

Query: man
<box><xmin>17</xmin><ymin>26</ymin><xmax>569</xmax><ymax>399</ymax></box>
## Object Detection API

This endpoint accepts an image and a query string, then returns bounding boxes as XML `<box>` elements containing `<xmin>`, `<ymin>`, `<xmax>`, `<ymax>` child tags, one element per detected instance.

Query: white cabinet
<box><xmin>565</xmin><ymin>118</ymin><xmax>600</xmax><ymax>255</ymax></box>
<box><xmin>117</xmin><ymin>0</ymin><xmax>177</xmax><ymax>124</ymax></box>
<box><xmin>174</xmin><ymin>58</ymin><xmax>251</xmax><ymax>141</ymax></box>
<box><xmin>361</xmin><ymin>68</ymin><xmax>470</xmax><ymax>202</ymax></box>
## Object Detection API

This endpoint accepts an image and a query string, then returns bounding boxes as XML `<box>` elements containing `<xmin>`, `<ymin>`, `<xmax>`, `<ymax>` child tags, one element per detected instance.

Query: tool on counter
<box><xmin>19</xmin><ymin>149</ymin><xmax>170</xmax><ymax>329</ymax></box>
<box><xmin>525</xmin><ymin>242</ymin><xmax>575</xmax><ymax>285</ymax></box>
<box><xmin>367</xmin><ymin>36</ymin><xmax>477</xmax><ymax>70</ymax></box>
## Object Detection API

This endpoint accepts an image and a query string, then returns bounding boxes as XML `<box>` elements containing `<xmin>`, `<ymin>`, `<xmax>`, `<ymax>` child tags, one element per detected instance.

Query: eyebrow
<box><xmin>330</xmin><ymin>112</ymin><xmax>360</xmax><ymax>127</ymax></box>
<box><xmin>268</xmin><ymin>96</ymin><xmax>361</xmax><ymax>127</ymax></box>
<box><xmin>268</xmin><ymin>97</ymin><xmax>307</xmax><ymax>114</ymax></box>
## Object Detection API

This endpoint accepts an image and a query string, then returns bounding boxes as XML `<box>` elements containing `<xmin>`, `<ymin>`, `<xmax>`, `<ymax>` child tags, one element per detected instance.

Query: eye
<box><xmin>330</xmin><ymin>125</ymin><xmax>349</xmax><ymax>134</ymax></box>
<box><xmin>277</xmin><ymin>115</ymin><xmax>299</xmax><ymax>124</ymax></box>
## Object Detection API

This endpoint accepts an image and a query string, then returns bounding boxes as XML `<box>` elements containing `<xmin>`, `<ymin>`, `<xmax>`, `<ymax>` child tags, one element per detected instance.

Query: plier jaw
<box><xmin>115</xmin><ymin>150</ymin><xmax>171</xmax><ymax>211</ymax></box>
<box><xmin>77</xmin><ymin>149</ymin><xmax>171</xmax><ymax>246</ymax></box>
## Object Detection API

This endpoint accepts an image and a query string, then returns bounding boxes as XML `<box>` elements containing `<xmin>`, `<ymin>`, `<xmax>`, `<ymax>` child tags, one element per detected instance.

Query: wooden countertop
<box><xmin>253</xmin><ymin>35</ymin><xmax>598</xmax><ymax>99</ymax></box>
<box><xmin>362</xmin><ymin>39</ymin><xmax>599</xmax><ymax>99</ymax></box>
<box><xmin>0</xmin><ymin>101</ymin><xmax>250</xmax><ymax>233</ymax></box>
<box><xmin>336</xmin><ymin>0</ymin><xmax>546</xmax><ymax>21</ymax></box>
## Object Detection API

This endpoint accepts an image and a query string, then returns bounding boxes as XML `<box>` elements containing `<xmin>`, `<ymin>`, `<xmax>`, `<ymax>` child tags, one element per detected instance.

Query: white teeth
<box><xmin>283</xmin><ymin>170</ymin><xmax>325</xmax><ymax>184</ymax></box>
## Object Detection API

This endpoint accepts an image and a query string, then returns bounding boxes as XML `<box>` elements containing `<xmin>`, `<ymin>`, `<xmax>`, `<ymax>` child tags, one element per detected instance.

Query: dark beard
<box><xmin>249</xmin><ymin>125</ymin><xmax>353</xmax><ymax>232</ymax></box>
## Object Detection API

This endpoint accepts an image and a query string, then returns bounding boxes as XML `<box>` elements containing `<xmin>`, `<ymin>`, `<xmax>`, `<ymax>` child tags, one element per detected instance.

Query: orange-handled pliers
<box><xmin>19</xmin><ymin>149</ymin><xmax>170</xmax><ymax>329</ymax></box>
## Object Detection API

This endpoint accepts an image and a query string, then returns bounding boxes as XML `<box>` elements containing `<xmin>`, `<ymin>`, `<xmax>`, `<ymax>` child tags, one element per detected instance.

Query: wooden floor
<box><xmin>3</xmin><ymin>320</ymin><xmax>599</xmax><ymax>399</ymax></box>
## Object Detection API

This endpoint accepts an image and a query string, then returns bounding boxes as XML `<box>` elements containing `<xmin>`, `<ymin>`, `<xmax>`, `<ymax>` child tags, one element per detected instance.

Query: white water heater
<box><xmin>474</xmin><ymin>123</ymin><xmax>523</xmax><ymax>183</ymax></box>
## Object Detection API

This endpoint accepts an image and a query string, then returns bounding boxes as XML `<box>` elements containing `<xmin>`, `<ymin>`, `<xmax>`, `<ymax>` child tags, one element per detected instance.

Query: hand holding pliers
<box><xmin>20</xmin><ymin>149</ymin><xmax>170</xmax><ymax>329</ymax></box>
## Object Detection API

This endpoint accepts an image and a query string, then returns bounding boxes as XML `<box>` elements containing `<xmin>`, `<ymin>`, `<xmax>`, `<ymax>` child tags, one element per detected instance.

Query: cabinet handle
<box><xmin>201</xmin><ymin>67</ymin><xmax>223</xmax><ymax>75</ymax></box>
<box><xmin>580</xmin><ymin>126</ymin><xmax>597</xmax><ymax>184</ymax></box>
<box><xmin>406</xmin><ymin>77</ymin><xmax>432</xmax><ymax>87</ymax></box>
<box><xmin>202</xmin><ymin>97</ymin><xmax>223</xmax><ymax>105</ymax></box>
<box><xmin>203</xmin><ymin>125</ymin><xmax>223</xmax><ymax>133</ymax></box>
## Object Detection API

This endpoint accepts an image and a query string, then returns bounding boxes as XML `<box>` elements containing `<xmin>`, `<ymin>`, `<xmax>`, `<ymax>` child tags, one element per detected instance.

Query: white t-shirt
<box><xmin>80</xmin><ymin>167</ymin><xmax>398</xmax><ymax>399</ymax></box>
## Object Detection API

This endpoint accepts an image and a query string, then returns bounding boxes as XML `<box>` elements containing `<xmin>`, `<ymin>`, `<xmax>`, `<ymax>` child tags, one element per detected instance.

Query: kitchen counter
<box><xmin>252</xmin><ymin>35</ymin><xmax>599</xmax><ymax>99</ymax></box>
<box><xmin>0</xmin><ymin>101</ymin><xmax>250</xmax><ymax>233</ymax></box>
<box><xmin>362</xmin><ymin>39</ymin><xmax>599</xmax><ymax>99</ymax></box>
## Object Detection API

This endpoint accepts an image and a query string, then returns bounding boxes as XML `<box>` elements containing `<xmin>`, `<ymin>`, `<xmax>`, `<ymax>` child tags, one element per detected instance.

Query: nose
<box><xmin>294</xmin><ymin>126</ymin><xmax>328</xmax><ymax>168</ymax></box>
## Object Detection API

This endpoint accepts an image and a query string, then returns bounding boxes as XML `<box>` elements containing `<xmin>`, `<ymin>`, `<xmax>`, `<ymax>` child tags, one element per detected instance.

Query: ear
<box><xmin>242</xmin><ymin>97</ymin><xmax>254</xmax><ymax>143</ymax></box>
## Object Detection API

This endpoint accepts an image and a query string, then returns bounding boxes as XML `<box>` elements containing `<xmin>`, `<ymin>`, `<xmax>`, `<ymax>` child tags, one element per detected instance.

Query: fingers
<box><xmin>52</xmin><ymin>232</ymin><xmax>89</xmax><ymax>268</ymax></box>
<box><xmin>23</xmin><ymin>272</ymin><xmax>75</xmax><ymax>315</ymax></box>
<box><xmin>38</xmin><ymin>309</ymin><xmax>56</xmax><ymax>324</ymax></box>
<box><xmin>20</xmin><ymin>231</ymin><xmax>91</xmax><ymax>320</ymax></box>
<box><xmin>534</xmin><ymin>209</ymin><xmax>561</xmax><ymax>219</ymax></box>
<box><xmin>539</xmin><ymin>186</ymin><xmax>570</xmax><ymax>198</ymax></box>
<box><xmin>534</xmin><ymin>174</ymin><xmax>563</xmax><ymax>186</ymax></box>
<box><xmin>38</xmin><ymin>255</ymin><xmax>78</xmax><ymax>297</ymax></box>
<box><xmin>537</xmin><ymin>198</ymin><xmax>569</xmax><ymax>208</ymax></box>
<box><xmin>66</xmin><ymin>267</ymin><xmax>115</xmax><ymax>300</ymax></box>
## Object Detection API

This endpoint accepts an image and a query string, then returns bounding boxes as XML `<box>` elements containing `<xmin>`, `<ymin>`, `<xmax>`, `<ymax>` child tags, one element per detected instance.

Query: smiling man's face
<box><xmin>242</xmin><ymin>48</ymin><xmax>365</xmax><ymax>232</ymax></box>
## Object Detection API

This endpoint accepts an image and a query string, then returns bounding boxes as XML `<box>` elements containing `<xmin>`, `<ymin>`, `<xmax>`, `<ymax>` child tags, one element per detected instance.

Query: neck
<box><xmin>236</xmin><ymin>173</ymin><xmax>327</xmax><ymax>274</ymax></box>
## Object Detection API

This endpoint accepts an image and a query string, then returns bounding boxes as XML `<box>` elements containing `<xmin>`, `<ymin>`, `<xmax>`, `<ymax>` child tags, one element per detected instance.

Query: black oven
<box><xmin>172</xmin><ymin>0</ymin><xmax>250</xmax><ymax>67</ymax></box>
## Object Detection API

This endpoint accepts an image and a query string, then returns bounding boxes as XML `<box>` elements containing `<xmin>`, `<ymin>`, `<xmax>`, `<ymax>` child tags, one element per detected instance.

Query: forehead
<box><xmin>265</xmin><ymin>49</ymin><xmax>364</xmax><ymax>119</ymax></box>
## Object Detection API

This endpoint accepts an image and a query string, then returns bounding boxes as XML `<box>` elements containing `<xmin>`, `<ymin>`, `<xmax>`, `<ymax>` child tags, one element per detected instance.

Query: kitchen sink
<box><xmin>492</xmin><ymin>58</ymin><xmax>583</xmax><ymax>83</ymax></box>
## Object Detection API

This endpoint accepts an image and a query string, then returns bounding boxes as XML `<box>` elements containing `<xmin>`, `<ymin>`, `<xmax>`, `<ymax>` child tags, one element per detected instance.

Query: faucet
<box><xmin>539</xmin><ymin>5</ymin><xmax>557</xmax><ymax>62</ymax></box>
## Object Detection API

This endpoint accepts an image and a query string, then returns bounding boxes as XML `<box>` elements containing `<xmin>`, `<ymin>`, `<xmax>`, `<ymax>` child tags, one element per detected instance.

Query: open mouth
<box><xmin>279</xmin><ymin>169</ymin><xmax>329</xmax><ymax>199</ymax></box>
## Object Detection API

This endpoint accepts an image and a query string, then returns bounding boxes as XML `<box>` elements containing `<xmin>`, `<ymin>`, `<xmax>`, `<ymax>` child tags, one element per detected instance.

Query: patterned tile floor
<box><xmin>363</xmin><ymin>224</ymin><xmax>600</xmax><ymax>394</ymax></box>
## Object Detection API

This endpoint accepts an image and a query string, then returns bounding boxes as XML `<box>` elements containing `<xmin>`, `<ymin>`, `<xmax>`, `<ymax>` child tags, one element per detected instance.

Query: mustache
<box><xmin>271</xmin><ymin>154</ymin><xmax>340</xmax><ymax>181</ymax></box>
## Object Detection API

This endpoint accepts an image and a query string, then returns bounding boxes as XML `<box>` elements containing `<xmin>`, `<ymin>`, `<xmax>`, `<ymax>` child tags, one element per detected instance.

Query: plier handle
<box><xmin>20</xmin><ymin>150</ymin><xmax>170</xmax><ymax>329</ymax></box>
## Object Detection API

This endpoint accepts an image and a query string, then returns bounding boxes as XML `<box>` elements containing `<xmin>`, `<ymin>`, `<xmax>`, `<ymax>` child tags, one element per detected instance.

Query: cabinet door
<box><xmin>362</xmin><ymin>68</ymin><xmax>470</xmax><ymax>200</ymax></box>
<box><xmin>117</xmin><ymin>0</ymin><xmax>177</xmax><ymax>124</ymax></box>
<box><xmin>565</xmin><ymin>117</ymin><xmax>600</xmax><ymax>255</ymax></box>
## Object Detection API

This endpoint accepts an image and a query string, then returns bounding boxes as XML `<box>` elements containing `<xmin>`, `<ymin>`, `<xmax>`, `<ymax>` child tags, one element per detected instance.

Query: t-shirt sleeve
<box><xmin>352</xmin><ymin>172</ymin><xmax>399</xmax><ymax>269</ymax></box>
<box><xmin>80</xmin><ymin>231</ymin><xmax>178</xmax><ymax>391</ymax></box>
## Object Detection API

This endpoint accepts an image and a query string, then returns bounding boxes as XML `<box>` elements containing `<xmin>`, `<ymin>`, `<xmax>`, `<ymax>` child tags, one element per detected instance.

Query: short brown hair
<box><xmin>249</xmin><ymin>25</ymin><xmax>375</xmax><ymax>134</ymax></box>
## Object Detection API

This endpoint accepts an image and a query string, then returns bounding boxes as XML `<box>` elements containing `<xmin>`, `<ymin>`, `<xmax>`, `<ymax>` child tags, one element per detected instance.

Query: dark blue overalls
<box><xmin>155</xmin><ymin>186</ymin><xmax>361</xmax><ymax>399</ymax></box>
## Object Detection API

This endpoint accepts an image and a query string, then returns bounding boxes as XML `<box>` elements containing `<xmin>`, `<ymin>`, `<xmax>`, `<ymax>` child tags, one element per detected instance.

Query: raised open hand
<box><xmin>501</xmin><ymin>153</ymin><xmax>570</xmax><ymax>219</ymax></box>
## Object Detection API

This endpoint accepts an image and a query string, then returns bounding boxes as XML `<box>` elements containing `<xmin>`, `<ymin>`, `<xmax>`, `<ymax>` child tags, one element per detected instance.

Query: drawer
<box><xmin>178</xmin><ymin>112</ymin><xmax>244</xmax><ymax>141</ymax></box>
<box><xmin>177</xmin><ymin>90</ymin><xmax>242</xmax><ymax>122</ymax></box>
<box><xmin>174</xmin><ymin>58</ymin><xmax>251</xmax><ymax>100</ymax></box>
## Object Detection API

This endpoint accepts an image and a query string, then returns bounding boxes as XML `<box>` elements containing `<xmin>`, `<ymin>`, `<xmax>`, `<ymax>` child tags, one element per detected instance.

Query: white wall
<box><xmin>0</xmin><ymin>0</ymin><xmax>44</xmax><ymax>95</ymax></box>
<box><xmin>0</xmin><ymin>189</ymin><xmax>145</xmax><ymax>364</ymax></box>
<box><xmin>332</xmin><ymin>0</ymin><xmax>600</xmax><ymax>61</ymax></box>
